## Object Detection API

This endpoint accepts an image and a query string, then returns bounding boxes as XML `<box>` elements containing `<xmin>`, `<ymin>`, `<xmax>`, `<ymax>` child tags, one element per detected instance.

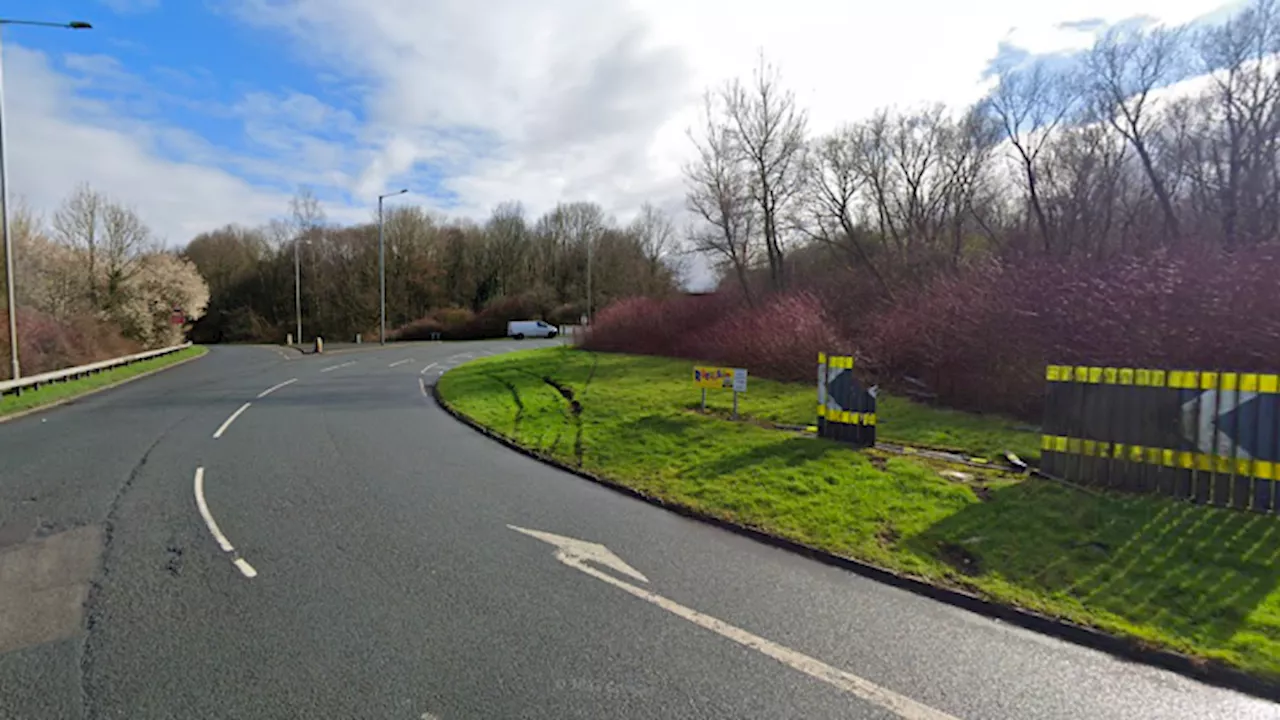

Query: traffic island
<box><xmin>435</xmin><ymin>346</ymin><xmax>1280</xmax><ymax>699</ymax></box>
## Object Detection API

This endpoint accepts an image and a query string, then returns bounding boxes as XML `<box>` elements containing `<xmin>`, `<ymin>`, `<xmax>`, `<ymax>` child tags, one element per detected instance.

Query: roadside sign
<box><xmin>693</xmin><ymin>366</ymin><xmax>748</xmax><ymax>418</ymax></box>
<box><xmin>693</xmin><ymin>366</ymin><xmax>735</xmax><ymax>389</ymax></box>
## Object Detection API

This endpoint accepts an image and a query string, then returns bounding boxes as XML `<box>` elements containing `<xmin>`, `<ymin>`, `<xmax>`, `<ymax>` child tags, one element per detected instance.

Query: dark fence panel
<box><xmin>1042</xmin><ymin>365</ymin><xmax>1280</xmax><ymax>512</ymax></box>
<box><xmin>817</xmin><ymin>353</ymin><xmax>877</xmax><ymax>449</ymax></box>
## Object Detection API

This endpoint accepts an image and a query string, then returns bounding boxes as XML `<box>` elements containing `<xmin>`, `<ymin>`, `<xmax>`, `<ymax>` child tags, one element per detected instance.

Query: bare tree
<box><xmin>629</xmin><ymin>202</ymin><xmax>679</xmax><ymax>294</ymax></box>
<box><xmin>987</xmin><ymin>61</ymin><xmax>1078</xmax><ymax>253</ymax></box>
<box><xmin>52</xmin><ymin>183</ymin><xmax>106</xmax><ymax>305</ymax></box>
<box><xmin>1088</xmin><ymin>24</ymin><xmax>1186</xmax><ymax>240</ymax></box>
<box><xmin>1180</xmin><ymin>0</ymin><xmax>1280</xmax><ymax>246</ymax></box>
<box><xmin>722</xmin><ymin>53</ymin><xmax>808</xmax><ymax>289</ymax></box>
<box><xmin>100</xmin><ymin>202</ymin><xmax>150</xmax><ymax>309</ymax></box>
<box><xmin>685</xmin><ymin>93</ymin><xmax>757</xmax><ymax>301</ymax></box>
<box><xmin>799</xmin><ymin>126</ymin><xmax>893</xmax><ymax>294</ymax></box>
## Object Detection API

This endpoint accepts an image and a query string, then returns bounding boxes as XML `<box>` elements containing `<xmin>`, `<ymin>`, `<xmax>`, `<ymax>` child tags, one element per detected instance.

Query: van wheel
<box><xmin>548</xmin><ymin>331</ymin><xmax>558</xmax><ymax>339</ymax></box>
<box><xmin>513</xmin><ymin>333</ymin><xmax>525</xmax><ymax>340</ymax></box>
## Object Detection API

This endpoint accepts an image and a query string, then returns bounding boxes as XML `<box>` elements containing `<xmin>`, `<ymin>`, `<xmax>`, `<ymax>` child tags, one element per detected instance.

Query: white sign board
<box><xmin>732</xmin><ymin>368</ymin><xmax>748</xmax><ymax>393</ymax></box>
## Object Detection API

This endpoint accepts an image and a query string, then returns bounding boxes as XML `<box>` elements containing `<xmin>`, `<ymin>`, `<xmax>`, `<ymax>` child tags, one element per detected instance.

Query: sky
<box><xmin>2</xmin><ymin>0</ymin><xmax>1245</xmax><ymax>248</ymax></box>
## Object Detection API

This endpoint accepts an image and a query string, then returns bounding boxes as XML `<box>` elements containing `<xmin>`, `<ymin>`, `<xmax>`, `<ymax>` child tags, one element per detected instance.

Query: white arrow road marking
<box><xmin>213</xmin><ymin>402</ymin><xmax>252</xmax><ymax>439</ymax></box>
<box><xmin>257</xmin><ymin>378</ymin><xmax>298</xmax><ymax>398</ymax></box>
<box><xmin>389</xmin><ymin>358</ymin><xmax>414</xmax><ymax>368</ymax></box>
<box><xmin>194</xmin><ymin>468</ymin><xmax>257</xmax><ymax>578</ymax></box>
<box><xmin>321</xmin><ymin>361</ymin><xmax>357</xmax><ymax>373</ymax></box>
<box><xmin>508</xmin><ymin>525</ymin><xmax>957</xmax><ymax>720</ymax></box>
<box><xmin>420</xmin><ymin>362</ymin><xmax>439</xmax><ymax>375</ymax></box>
<box><xmin>509</xmin><ymin>526</ymin><xmax>649</xmax><ymax>582</ymax></box>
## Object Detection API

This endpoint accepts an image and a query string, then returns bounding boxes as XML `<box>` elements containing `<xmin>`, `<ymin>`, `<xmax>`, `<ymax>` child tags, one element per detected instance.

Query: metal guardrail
<box><xmin>0</xmin><ymin>342</ymin><xmax>193</xmax><ymax>397</ymax></box>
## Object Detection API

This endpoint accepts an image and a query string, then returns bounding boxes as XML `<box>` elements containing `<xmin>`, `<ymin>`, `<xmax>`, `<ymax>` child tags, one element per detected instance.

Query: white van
<box><xmin>507</xmin><ymin>320</ymin><xmax>558</xmax><ymax>339</ymax></box>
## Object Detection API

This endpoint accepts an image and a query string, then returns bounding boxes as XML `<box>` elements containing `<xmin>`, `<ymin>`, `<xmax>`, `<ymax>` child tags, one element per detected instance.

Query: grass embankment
<box><xmin>438</xmin><ymin>347</ymin><xmax>1280</xmax><ymax>681</ymax></box>
<box><xmin>0</xmin><ymin>345</ymin><xmax>207</xmax><ymax>418</ymax></box>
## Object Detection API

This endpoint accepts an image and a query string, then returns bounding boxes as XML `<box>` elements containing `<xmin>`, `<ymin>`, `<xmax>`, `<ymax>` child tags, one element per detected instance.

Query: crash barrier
<box><xmin>817</xmin><ymin>353</ymin><xmax>876</xmax><ymax>448</ymax></box>
<box><xmin>1042</xmin><ymin>365</ymin><xmax>1280</xmax><ymax>511</ymax></box>
<box><xmin>0</xmin><ymin>342</ymin><xmax>193</xmax><ymax>397</ymax></box>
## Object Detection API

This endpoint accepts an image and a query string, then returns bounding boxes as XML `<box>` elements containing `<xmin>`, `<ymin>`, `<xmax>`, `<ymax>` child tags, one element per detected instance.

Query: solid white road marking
<box><xmin>389</xmin><ymin>358</ymin><xmax>414</xmax><ymax>368</ymax></box>
<box><xmin>193</xmin><ymin>467</ymin><xmax>258</xmax><ymax>578</ymax></box>
<box><xmin>420</xmin><ymin>362</ymin><xmax>439</xmax><ymax>375</ymax></box>
<box><xmin>508</xmin><ymin>525</ymin><xmax>956</xmax><ymax>720</ymax></box>
<box><xmin>320</xmin><ymin>361</ymin><xmax>357</xmax><ymax>373</ymax></box>
<box><xmin>213</xmin><ymin>402</ymin><xmax>252</xmax><ymax>439</ymax></box>
<box><xmin>257</xmin><ymin>378</ymin><xmax>298</xmax><ymax>398</ymax></box>
<box><xmin>194</xmin><ymin>468</ymin><xmax>233</xmax><ymax>552</ymax></box>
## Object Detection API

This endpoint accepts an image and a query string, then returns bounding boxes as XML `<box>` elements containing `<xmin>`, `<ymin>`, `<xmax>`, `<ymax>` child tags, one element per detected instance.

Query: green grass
<box><xmin>0</xmin><ymin>345</ymin><xmax>207</xmax><ymax>418</ymax></box>
<box><xmin>438</xmin><ymin>347</ymin><xmax>1280</xmax><ymax>681</ymax></box>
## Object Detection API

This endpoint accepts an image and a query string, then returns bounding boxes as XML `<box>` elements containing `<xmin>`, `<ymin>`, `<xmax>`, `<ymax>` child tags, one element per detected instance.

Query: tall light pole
<box><xmin>0</xmin><ymin>18</ymin><xmax>91</xmax><ymax>381</ymax></box>
<box><xmin>377</xmin><ymin>188</ymin><xmax>406</xmax><ymax>345</ymax></box>
<box><xmin>293</xmin><ymin>236</ymin><xmax>302</xmax><ymax>344</ymax></box>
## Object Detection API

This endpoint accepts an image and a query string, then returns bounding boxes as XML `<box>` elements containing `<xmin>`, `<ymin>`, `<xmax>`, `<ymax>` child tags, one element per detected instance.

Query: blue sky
<box><xmin>4</xmin><ymin>0</ymin><xmax>1240</xmax><ymax>247</ymax></box>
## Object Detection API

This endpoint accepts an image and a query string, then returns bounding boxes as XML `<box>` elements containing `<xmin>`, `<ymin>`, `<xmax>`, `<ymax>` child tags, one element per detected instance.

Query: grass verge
<box><xmin>0</xmin><ymin>345</ymin><xmax>207</xmax><ymax>419</ymax></box>
<box><xmin>437</xmin><ymin>347</ymin><xmax>1280</xmax><ymax>682</ymax></box>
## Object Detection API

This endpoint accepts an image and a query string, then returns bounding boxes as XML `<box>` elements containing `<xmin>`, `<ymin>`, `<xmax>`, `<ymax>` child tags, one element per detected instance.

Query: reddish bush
<box><xmin>0</xmin><ymin>307</ymin><xmax>140</xmax><ymax>380</ymax></box>
<box><xmin>864</xmin><ymin>245</ymin><xmax>1280</xmax><ymax>417</ymax></box>
<box><xmin>584</xmin><ymin>292</ymin><xmax>842</xmax><ymax>381</ymax></box>
<box><xmin>582</xmin><ymin>245</ymin><xmax>1280</xmax><ymax>420</ymax></box>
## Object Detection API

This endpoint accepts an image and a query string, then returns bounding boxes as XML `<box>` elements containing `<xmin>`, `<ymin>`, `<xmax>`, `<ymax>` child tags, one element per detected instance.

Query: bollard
<box><xmin>286</xmin><ymin>332</ymin><xmax>294</xmax><ymax>346</ymax></box>
<box><xmin>355</xmin><ymin>333</ymin><xmax>362</xmax><ymax>344</ymax></box>
<box><xmin>314</xmin><ymin>337</ymin><xmax>324</xmax><ymax>354</ymax></box>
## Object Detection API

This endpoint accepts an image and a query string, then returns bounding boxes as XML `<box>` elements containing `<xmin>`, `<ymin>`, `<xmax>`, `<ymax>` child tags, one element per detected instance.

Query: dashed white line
<box><xmin>389</xmin><ymin>358</ymin><xmax>414</xmax><ymax>368</ymax></box>
<box><xmin>213</xmin><ymin>402</ymin><xmax>252</xmax><ymax>439</ymax></box>
<box><xmin>233</xmin><ymin>558</ymin><xmax>258</xmax><ymax>578</ymax></box>
<box><xmin>257</xmin><ymin>378</ymin><xmax>298</xmax><ymax>398</ymax></box>
<box><xmin>193</xmin><ymin>467</ymin><xmax>257</xmax><ymax>578</ymax></box>
<box><xmin>320</xmin><ymin>361</ymin><xmax>357</xmax><ymax>373</ymax></box>
<box><xmin>193</xmin><ymin>467</ymin><xmax>233</xmax><ymax>552</ymax></box>
<box><xmin>419</xmin><ymin>362</ymin><xmax>439</xmax><ymax>375</ymax></box>
<box><xmin>419</xmin><ymin>377</ymin><xmax>428</xmax><ymax>396</ymax></box>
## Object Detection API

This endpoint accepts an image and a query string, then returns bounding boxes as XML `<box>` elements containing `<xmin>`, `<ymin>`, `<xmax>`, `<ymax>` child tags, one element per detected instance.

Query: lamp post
<box><xmin>293</xmin><ymin>236</ymin><xmax>302</xmax><ymax>344</ymax></box>
<box><xmin>377</xmin><ymin>188</ymin><xmax>406</xmax><ymax>345</ymax></box>
<box><xmin>0</xmin><ymin>18</ymin><xmax>92</xmax><ymax>381</ymax></box>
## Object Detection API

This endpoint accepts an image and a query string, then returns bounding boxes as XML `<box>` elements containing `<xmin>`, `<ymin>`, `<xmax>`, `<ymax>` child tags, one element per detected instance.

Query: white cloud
<box><xmin>227</xmin><ymin>0</ymin><xmax>1232</xmax><ymax>218</ymax></box>
<box><xmin>3</xmin><ymin>46</ymin><xmax>301</xmax><ymax>244</ymax></box>
<box><xmin>7</xmin><ymin>0</ymin><xmax>1238</xmax><ymax>256</ymax></box>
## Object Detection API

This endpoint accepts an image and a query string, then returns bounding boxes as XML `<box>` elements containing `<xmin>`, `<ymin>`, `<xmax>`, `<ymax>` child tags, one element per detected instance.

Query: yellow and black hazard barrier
<box><xmin>1042</xmin><ymin>364</ymin><xmax>1280</xmax><ymax>512</ymax></box>
<box><xmin>817</xmin><ymin>353</ymin><xmax>876</xmax><ymax>448</ymax></box>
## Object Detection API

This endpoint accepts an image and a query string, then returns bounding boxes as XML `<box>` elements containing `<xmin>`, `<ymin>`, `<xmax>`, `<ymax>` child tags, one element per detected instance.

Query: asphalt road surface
<box><xmin>1</xmin><ymin>342</ymin><xmax>1277</xmax><ymax>720</ymax></box>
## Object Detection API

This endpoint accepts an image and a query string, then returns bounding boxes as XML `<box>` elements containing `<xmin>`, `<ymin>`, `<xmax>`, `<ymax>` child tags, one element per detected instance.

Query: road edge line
<box><xmin>428</xmin><ymin>379</ymin><xmax>1280</xmax><ymax>703</ymax></box>
<box><xmin>0</xmin><ymin>347</ymin><xmax>208</xmax><ymax>426</ymax></box>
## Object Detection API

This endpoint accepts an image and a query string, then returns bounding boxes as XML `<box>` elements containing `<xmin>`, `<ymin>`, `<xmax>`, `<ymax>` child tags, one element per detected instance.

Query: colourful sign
<box><xmin>693</xmin><ymin>366</ymin><xmax>745</xmax><ymax>391</ymax></box>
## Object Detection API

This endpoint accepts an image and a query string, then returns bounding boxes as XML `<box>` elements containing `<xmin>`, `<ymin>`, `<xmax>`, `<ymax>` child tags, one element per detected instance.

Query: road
<box><xmin>0</xmin><ymin>342</ymin><xmax>1275</xmax><ymax>720</ymax></box>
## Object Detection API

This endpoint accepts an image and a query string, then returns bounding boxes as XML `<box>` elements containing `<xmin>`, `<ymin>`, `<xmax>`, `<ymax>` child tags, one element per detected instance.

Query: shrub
<box><xmin>582</xmin><ymin>245</ymin><xmax>1280</xmax><ymax>421</ymax></box>
<box><xmin>0</xmin><ymin>307</ymin><xmax>140</xmax><ymax>380</ymax></box>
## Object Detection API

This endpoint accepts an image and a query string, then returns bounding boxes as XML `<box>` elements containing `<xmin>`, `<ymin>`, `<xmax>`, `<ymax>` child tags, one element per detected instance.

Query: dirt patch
<box><xmin>868</xmin><ymin>455</ymin><xmax>889</xmax><ymax>470</ymax></box>
<box><xmin>542</xmin><ymin>376</ymin><xmax>582</xmax><ymax>415</ymax></box>
<box><xmin>876</xmin><ymin>523</ymin><xmax>900</xmax><ymax>548</ymax></box>
<box><xmin>972</xmin><ymin>485</ymin><xmax>993</xmax><ymax>502</ymax></box>
<box><xmin>937</xmin><ymin>541</ymin><xmax>982</xmax><ymax>576</ymax></box>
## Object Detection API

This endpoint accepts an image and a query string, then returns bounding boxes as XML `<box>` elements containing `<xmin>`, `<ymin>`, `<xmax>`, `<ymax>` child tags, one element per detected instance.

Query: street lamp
<box><xmin>377</xmin><ymin>188</ymin><xmax>407</xmax><ymax>345</ymax></box>
<box><xmin>0</xmin><ymin>18</ymin><xmax>92</xmax><ymax>381</ymax></box>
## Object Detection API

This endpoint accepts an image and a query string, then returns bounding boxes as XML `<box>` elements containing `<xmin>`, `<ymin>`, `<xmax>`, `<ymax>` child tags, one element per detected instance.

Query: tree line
<box><xmin>1</xmin><ymin>185</ymin><xmax>209</xmax><ymax>378</ymax></box>
<box><xmin>184</xmin><ymin>191</ymin><xmax>681</xmax><ymax>343</ymax></box>
<box><xmin>687</xmin><ymin>0</ymin><xmax>1280</xmax><ymax>300</ymax></box>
